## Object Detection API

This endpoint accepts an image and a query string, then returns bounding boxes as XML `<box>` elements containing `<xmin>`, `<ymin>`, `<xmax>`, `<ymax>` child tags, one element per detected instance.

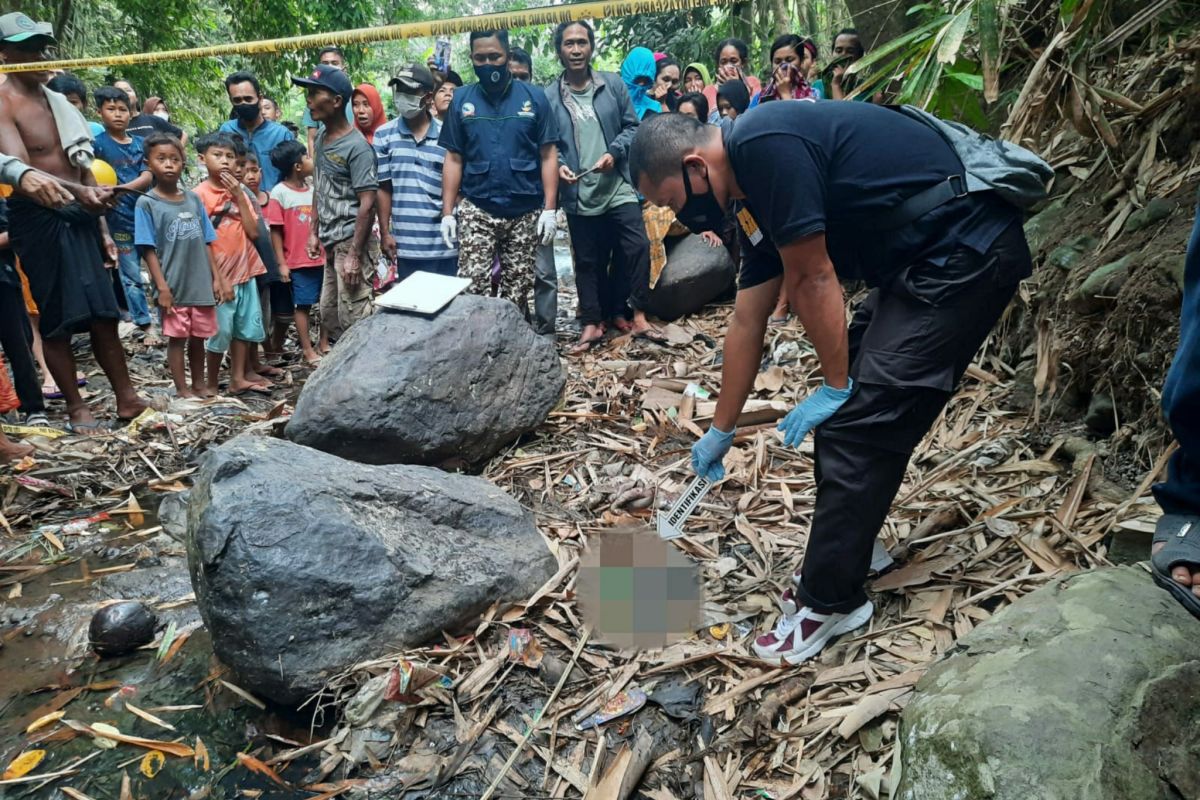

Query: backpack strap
<box><xmin>873</xmin><ymin>173</ymin><xmax>969</xmax><ymax>230</ymax></box>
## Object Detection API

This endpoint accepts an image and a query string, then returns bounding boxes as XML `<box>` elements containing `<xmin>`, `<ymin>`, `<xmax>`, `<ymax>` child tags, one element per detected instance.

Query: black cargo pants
<box><xmin>794</xmin><ymin>220</ymin><xmax>1033</xmax><ymax>613</ymax></box>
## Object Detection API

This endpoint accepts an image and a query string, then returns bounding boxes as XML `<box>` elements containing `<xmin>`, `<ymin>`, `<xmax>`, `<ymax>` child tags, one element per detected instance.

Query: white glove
<box><xmin>440</xmin><ymin>214</ymin><xmax>457</xmax><ymax>249</ymax></box>
<box><xmin>536</xmin><ymin>209</ymin><xmax>557</xmax><ymax>246</ymax></box>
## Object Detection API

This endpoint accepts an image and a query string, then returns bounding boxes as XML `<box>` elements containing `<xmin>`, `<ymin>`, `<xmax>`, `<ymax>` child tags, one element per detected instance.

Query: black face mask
<box><xmin>232</xmin><ymin>102</ymin><xmax>260</xmax><ymax>124</ymax></box>
<box><xmin>677</xmin><ymin>161</ymin><xmax>725</xmax><ymax>233</ymax></box>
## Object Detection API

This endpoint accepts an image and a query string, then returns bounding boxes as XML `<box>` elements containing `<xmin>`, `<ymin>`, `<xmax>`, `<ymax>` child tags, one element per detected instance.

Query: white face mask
<box><xmin>153</xmin><ymin>109</ymin><xmax>170</xmax><ymax>121</ymax></box>
<box><xmin>393</xmin><ymin>92</ymin><xmax>425</xmax><ymax>120</ymax></box>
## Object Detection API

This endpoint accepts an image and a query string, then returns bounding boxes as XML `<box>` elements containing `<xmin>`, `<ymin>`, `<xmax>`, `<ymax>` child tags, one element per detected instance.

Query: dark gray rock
<box><xmin>187</xmin><ymin>435</ymin><xmax>556</xmax><ymax>705</ymax></box>
<box><xmin>645</xmin><ymin>234</ymin><xmax>736</xmax><ymax>322</ymax></box>
<box><xmin>898</xmin><ymin>566</ymin><xmax>1200</xmax><ymax>800</ymax></box>
<box><xmin>157</xmin><ymin>490</ymin><xmax>190</xmax><ymax>542</ymax></box>
<box><xmin>89</xmin><ymin>601</ymin><xmax>157</xmax><ymax>657</ymax></box>
<box><xmin>287</xmin><ymin>295</ymin><xmax>564</xmax><ymax>466</ymax></box>
<box><xmin>1084</xmin><ymin>391</ymin><xmax>1116</xmax><ymax>434</ymax></box>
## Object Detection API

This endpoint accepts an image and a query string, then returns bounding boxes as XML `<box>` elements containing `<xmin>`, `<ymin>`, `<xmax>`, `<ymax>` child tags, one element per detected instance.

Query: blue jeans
<box><xmin>395</xmin><ymin>255</ymin><xmax>459</xmax><ymax>282</ymax></box>
<box><xmin>1154</xmin><ymin>192</ymin><xmax>1200</xmax><ymax>516</ymax></box>
<box><xmin>113</xmin><ymin>232</ymin><xmax>152</xmax><ymax>326</ymax></box>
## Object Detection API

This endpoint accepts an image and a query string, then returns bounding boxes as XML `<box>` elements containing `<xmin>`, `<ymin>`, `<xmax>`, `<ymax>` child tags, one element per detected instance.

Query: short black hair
<box><xmin>833</xmin><ymin>28</ymin><xmax>864</xmax><ymax>55</ymax></box>
<box><xmin>553</xmin><ymin>19</ymin><xmax>594</xmax><ymax>55</ymax></box>
<box><xmin>282</xmin><ymin>120</ymin><xmax>300</xmax><ymax>135</ymax></box>
<box><xmin>443</xmin><ymin>70</ymin><xmax>463</xmax><ymax>87</ymax></box>
<box><xmin>269</xmin><ymin>139</ymin><xmax>307</xmax><ymax>177</ymax></box>
<box><xmin>319</xmin><ymin>45</ymin><xmax>345</xmax><ymax>61</ymax></box>
<box><xmin>242</xmin><ymin>149</ymin><xmax>259</xmax><ymax>165</ymax></box>
<box><xmin>194</xmin><ymin>131</ymin><xmax>241</xmax><ymax>155</ymax></box>
<box><xmin>223</xmin><ymin>70</ymin><xmax>262</xmax><ymax>98</ymax></box>
<box><xmin>509</xmin><ymin>46</ymin><xmax>532</xmax><ymax>73</ymax></box>
<box><xmin>143</xmin><ymin>132</ymin><xmax>185</xmax><ymax>159</ymax></box>
<box><xmin>470</xmin><ymin>29</ymin><xmax>510</xmax><ymax>51</ymax></box>
<box><xmin>47</xmin><ymin>72</ymin><xmax>87</xmax><ymax>104</ymax></box>
<box><xmin>229</xmin><ymin>136</ymin><xmax>248</xmax><ymax>157</ymax></box>
<box><xmin>629</xmin><ymin>112</ymin><xmax>712</xmax><ymax>185</ymax></box>
<box><xmin>93</xmin><ymin>86</ymin><xmax>131</xmax><ymax>110</ymax></box>
<box><xmin>676</xmin><ymin>92</ymin><xmax>709</xmax><ymax>123</ymax></box>
<box><xmin>714</xmin><ymin>37</ymin><xmax>749</xmax><ymax>64</ymax></box>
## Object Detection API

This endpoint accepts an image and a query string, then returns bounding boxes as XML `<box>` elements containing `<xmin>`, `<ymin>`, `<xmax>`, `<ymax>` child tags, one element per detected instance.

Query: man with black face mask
<box><xmin>439</xmin><ymin>29</ymin><xmax>560</xmax><ymax>320</ymax></box>
<box><xmin>219</xmin><ymin>70</ymin><xmax>295</xmax><ymax>191</ymax></box>
<box><xmin>630</xmin><ymin>106</ymin><xmax>1034</xmax><ymax>666</ymax></box>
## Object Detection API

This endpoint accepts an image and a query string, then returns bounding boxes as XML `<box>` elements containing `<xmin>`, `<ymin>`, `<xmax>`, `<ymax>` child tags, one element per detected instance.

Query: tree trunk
<box><xmin>772</xmin><ymin>0</ymin><xmax>791</xmax><ymax>36</ymax></box>
<box><xmin>843</xmin><ymin>0</ymin><xmax>911</xmax><ymax>51</ymax></box>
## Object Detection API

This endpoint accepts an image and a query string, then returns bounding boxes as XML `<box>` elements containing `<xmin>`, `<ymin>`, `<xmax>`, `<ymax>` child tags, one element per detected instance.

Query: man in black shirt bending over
<box><xmin>630</xmin><ymin>104</ymin><xmax>1032</xmax><ymax>665</ymax></box>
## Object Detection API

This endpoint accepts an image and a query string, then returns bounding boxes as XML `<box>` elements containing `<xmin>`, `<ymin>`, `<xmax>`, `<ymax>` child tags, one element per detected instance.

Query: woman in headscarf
<box><xmin>716</xmin><ymin>79</ymin><xmax>750</xmax><ymax>120</ymax></box>
<box><xmin>351</xmin><ymin>84</ymin><xmax>386</xmax><ymax>144</ymax></box>
<box><xmin>683</xmin><ymin>62</ymin><xmax>710</xmax><ymax>95</ymax></box>
<box><xmin>620</xmin><ymin>47</ymin><xmax>661</xmax><ymax>120</ymax></box>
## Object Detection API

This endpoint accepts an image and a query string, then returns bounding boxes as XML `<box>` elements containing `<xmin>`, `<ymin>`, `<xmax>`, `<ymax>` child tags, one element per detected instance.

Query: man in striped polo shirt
<box><xmin>374</xmin><ymin>63</ymin><xmax>459</xmax><ymax>279</ymax></box>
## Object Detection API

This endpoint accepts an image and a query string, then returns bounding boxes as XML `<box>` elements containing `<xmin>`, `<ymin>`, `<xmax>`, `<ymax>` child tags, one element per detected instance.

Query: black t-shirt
<box><xmin>727</xmin><ymin>101</ymin><xmax>1019</xmax><ymax>291</ymax></box>
<box><xmin>126</xmin><ymin>113</ymin><xmax>184</xmax><ymax>142</ymax></box>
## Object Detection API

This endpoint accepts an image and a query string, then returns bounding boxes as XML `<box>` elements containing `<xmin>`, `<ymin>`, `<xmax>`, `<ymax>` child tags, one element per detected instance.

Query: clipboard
<box><xmin>375</xmin><ymin>270</ymin><xmax>471</xmax><ymax>315</ymax></box>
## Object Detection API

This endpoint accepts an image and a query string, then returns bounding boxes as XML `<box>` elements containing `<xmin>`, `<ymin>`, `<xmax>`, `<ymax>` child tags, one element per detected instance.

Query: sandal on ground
<box><xmin>23</xmin><ymin>413</ymin><xmax>51</xmax><ymax>428</ymax></box>
<box><xmin>65</xmin><ymin>419</ymin><xmax>113</xmax><ymax>436</ymax></box>
<box><xmin>632</xmin><ymin>328</ymin><xmax>671</xmax><ymax>346</ymax></box>
<box><xmin>1150</xmin><ymin>513</ymin><xmax>1200</xmax><ymax>619</ymax></box>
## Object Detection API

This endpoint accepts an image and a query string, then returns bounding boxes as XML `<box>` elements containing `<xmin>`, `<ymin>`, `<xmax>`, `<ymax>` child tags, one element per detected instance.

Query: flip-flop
<box><xmin>569</xmin><ymin>337</ymin><xmax>605</xmax><ymax>355</ymax></box>
<box><xmin>768</xmin><ymin>314</ymin><xmax>790</xmax><ymax>326</ymax></box>
<box><xmin>1150</xmin><ymin>513</ymin><xmax>1200</xmax><ymax>619</ymax></box>
<box><xmin>230</xmin><ymin>385</ymin><xmax>274</xmax><ymax>397</ymax></box>
<box><xmin>24</xmin><ymin>413</ymin><xmax>51</xmax><ymax>428</ymax></box>
<box><xmin>65</xmin><ymin>419</ymin><xmax>112</xmax><ymax>436</ymax></box>
<box><xmin>632</xmin><ymin>329</ymin><xmax>671</xmax><ymax>346</ymax></box>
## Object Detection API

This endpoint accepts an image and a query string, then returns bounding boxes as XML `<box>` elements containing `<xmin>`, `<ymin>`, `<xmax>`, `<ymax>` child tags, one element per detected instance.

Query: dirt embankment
<box><xmin>999</xmin><ymin>42</ymin><xmax>1200</xmax><ymax>473</ymax></box>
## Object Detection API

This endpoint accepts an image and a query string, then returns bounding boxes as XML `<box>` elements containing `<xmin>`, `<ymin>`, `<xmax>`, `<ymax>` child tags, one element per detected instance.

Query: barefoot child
<box><xmin>134</xmin><ymin>134</ymin><xmax>232</xmax><ymax>397</ymax></box>
<box><xmin>191</xmin><ymin>132</ymin><xmax>269</xmax><ymax>396</ymax></box>
<box><xmin>265</xmin><ymin>140</ymin><xmax>326</xmax><ymax>364</ymax></box>
<box><xmin>240</xmin><ymin>150</ymin><xmax>290</xmax><ymax>370</ymax></box>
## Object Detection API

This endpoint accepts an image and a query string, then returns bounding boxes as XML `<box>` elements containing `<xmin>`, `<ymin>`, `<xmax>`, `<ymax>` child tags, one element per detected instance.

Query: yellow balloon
<box><xmin>0</xmin><ymin>184</ymin><xmax>11</xmax><ymax>198</ymax></box>
<box><xmin>90</xmin><ymin>158</ymin><xmax>118</xmax><ymax>186</ymax></box>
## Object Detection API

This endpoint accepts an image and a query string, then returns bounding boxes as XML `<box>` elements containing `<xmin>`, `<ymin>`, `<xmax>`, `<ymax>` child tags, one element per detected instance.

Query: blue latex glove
<box><xmin>778</xmin><ymin>378</ymin><xmax>855</xmax><ymax>447</ymax></box>
<box><xmin>691</xmin><ymin>425</ymin><xmax>735</xmax><ymax>481</ymax></box>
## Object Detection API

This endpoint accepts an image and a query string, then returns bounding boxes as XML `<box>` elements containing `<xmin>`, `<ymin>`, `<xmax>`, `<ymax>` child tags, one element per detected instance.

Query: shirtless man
<box><xmin>0</xmin><ymin>12</ymin><xmax>145</xmax><ymax>431</ymax></box>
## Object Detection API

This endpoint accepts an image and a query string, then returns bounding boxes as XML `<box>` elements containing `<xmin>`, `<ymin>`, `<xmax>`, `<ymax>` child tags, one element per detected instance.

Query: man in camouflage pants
<box><xmin>438</xmin><ymin>29</ymin><xmax>560</xmax><ymax>320</ymax></box>
<box><xmin>455</xmin><ymin>200</ymin><xmax>539</xmax><ymax>314</ymax></box>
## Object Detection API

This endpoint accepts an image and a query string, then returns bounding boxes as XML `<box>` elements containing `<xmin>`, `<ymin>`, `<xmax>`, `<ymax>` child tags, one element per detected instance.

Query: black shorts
<box><xmin>9</xmin><ymin>200</ymin><xmax>120</xmax><ymax>339</ymax></box>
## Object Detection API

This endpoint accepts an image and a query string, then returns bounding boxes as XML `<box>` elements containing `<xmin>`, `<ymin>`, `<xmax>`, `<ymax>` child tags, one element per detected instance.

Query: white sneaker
<box><xmin>752</xmin><ymin>590</ymin><xmax>874</xmax><ymax>665</ymax></box>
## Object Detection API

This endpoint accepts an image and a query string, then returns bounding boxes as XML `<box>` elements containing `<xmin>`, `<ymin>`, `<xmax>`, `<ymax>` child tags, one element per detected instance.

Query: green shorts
<box><xmin>206</xmin><ymin>280</ymin><xmax>265</xmax><ymax>353</ymax></box>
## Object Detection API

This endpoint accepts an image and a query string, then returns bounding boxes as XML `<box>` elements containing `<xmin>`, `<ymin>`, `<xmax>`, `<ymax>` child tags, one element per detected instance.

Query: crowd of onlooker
<box><xmin>0</xmin><ymin>9</ymin><xmax>874</xmax><ymax>440</ymax></box>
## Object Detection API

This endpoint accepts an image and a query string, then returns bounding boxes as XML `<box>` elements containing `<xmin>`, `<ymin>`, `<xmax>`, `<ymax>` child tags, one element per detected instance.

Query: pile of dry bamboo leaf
<box><xmin>296</xmin><ymin>301</ymin><xmax>1162</xmax><ymax>799</ymax></box>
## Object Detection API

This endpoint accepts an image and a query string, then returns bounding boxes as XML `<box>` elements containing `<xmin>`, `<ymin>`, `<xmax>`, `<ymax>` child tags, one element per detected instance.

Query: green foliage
<box><xmin>842</xmin><ymin>0</ymin><xmax>1001</xmax><ymax>121</ymax></box>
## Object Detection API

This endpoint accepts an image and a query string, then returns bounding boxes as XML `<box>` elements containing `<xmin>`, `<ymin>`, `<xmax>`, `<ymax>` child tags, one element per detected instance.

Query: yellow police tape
<box><xmin>0</xmin><ymin>0</ymin><xmax>729</xmax><ymax>74</ymax></box>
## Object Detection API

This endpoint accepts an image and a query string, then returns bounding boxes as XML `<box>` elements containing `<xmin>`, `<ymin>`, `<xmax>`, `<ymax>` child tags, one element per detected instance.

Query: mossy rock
<box><xmin>1125</xmin><ymin>197</ymin><xmax>1177</xmax><ymax>234</ymax></box>
<box><xmin>1023</xmin><ymin>199</ymin><xmax>1070</xmax><ymax>255</ymax></box>
<box><xmin>1047</xmin><ymin>235</ymin><xmax>1098</xmax><ymax>271</ymax></box>
<box><xmin>898</xmin><ymin>567</ymin><xmax>1200</xmax><ymax>800</ymax></box>
<box><xmin>1071</xmin><ymin>254</ymin><xmax>1134</xmax><ymax>312</ymax></box>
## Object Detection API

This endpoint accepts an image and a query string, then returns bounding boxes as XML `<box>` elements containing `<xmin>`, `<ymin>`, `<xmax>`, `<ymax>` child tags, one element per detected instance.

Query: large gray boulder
<box><xmin>645</xmin><ymin>234</ymin><xmax>736</xmax><ymax>321</ymax></box>
<box><xmin>187</xmin><ymin>435</ymin><xmax>556</xmax><ymax>705</ymax></box>
<box><xmin>898</xmin><ymin>566</ymin><xmax>1200</xmax><ymax>800</ymax></box>
<box><xmin>287</xmin><ymin>295</ymin><xmax>564</xmax><ymax>466</ymax></box>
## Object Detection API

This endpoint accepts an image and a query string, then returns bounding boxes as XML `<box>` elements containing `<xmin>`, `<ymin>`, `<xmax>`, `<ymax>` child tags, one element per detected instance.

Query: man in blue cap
<box><xmin>438</xmin><ymin>29</ymin><xmax>559</xmax><ymax>320</ymax></box>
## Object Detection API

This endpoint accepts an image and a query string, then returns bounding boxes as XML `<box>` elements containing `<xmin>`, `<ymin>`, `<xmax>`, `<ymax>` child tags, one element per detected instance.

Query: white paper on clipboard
<box><xmin>375</xmin><ymin>271</ymin><xmax>472</xmax><ymax>315</ymax></box>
